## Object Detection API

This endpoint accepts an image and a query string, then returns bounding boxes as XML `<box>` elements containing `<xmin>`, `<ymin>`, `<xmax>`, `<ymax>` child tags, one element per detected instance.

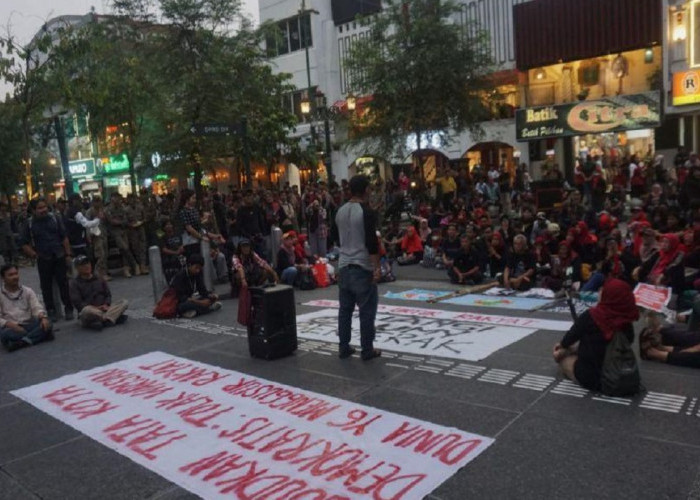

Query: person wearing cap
<box><xmin>0</xmin><ymin>264</ymin><xmax>53</xmax><ymax>352</ymax></box>
<box><xmin>171</xmin><ymin>253</ymin><xmax>221</xmax><ymax>318</ymax></box>
<box><xmin>69</xmin><ymin>255</ymin><xmax>129</xmax><ymax>330</ymax></box>
<box><xmin>231</xmin><ymin>239</ymin><xmax>277</xmax><ymax>297</ymax></box>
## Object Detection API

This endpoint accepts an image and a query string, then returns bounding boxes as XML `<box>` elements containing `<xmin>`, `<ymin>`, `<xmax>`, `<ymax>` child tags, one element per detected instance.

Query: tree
<box><xmin>342</xmin><ymin>0</ymin><xmax>495</xmax><ymax>179</ymax></box>
<box><xmin>0</xmin><ymin>101</ymin><xmax>27</xmax><ymax>203</ymax></box>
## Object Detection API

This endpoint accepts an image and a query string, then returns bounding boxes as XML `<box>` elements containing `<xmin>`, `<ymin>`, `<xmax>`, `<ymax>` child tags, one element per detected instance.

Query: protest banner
<box><xmin>383</xmin><ymin>289</ymin><xmax>452</xmax><ymax>302</ymax></box>
<box><xmin>303</xmin><ymin>300</ymin><xmax>572</xmax><ymax>331</ymax></box>
<box><xmin>633</xmin><ymin>284</ymin><xmax>672</xmax><ymax>313</ymax></box>
<box><xmin>12</xmin><ymin>352</ymin><xmax>493</xmax><ymax>500</ymax></box>
<box><xmin>443</xmin><ymin>294</ymin><xmax>553</xmax><ymax>311</ymax></box>
<box><xmin>297</xmin><ymin>309</ymin><xmax>536</xmax><ymax>361</ymax></box>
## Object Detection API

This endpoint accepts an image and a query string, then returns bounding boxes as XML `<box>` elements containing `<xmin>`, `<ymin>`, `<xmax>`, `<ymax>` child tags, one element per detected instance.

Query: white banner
<box><xmin>12</xmin><ymin>352</ymin><xmax>493</xmax><ymax>499</ymax></box>
<box><xmin>303</xmin><ymin>300</ymin><xmax>572</xmax><ymax>331</ymax></box>
<box><xmin>297</xmin><ymin>309</ymin><xmax>536</xmax><ymax>361</ymax></box>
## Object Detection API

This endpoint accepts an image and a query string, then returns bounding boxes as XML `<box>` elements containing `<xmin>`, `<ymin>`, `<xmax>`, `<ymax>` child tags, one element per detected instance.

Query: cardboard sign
<box><xmin>297</xmin><ymin>309</ymin><xmax>536</xmax><ymax>361</ymax></box>
<box><xmin>633</xmin><ymin>283</ymin><xmax>672</xmax><ymax>313</ymax></box>
<box><xmin>12</xmin><ymin>352</ymin><xmax>493</xmax><ymax>499</ymax></box>
<box><xmin>303</xmin><ymin>300</ymin><xmax>572</xmax><ymax>331</ymax></box>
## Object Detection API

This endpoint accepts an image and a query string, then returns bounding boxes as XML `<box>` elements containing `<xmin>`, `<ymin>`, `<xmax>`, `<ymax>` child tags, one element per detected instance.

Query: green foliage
<box><xmin>343</xmin><ymin>0</ymin><xmax>495</xmax><ymax>159</ymax></box>
<box><xmin>0</xmin><ymin>101</ymin><xmax>26</xmax><ymax>199</ymax></box>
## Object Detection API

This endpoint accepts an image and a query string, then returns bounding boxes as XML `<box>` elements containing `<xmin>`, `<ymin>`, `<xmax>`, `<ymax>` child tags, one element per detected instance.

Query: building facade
<box><xmin>260</xmin><ymin>0</ymin><xmax>533</xmax><ymax>184</ymax></box>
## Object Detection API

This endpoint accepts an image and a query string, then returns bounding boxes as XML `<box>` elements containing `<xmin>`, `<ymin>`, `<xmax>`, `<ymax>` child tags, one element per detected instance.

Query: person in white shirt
<box><xmin>0</xmin><ymin>264</ymin><xmax>53</xmax><ymax>352</ymax></box>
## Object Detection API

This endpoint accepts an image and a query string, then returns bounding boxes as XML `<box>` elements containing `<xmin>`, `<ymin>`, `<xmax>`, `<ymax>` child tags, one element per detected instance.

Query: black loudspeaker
<box><xmin>247</xmin><ymin>284</ymin><xmax>297</xmax><ymax>360</ymax></box>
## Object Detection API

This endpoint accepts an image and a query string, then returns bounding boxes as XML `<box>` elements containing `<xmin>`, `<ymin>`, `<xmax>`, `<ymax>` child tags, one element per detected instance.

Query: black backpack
<box><xmin>600</xmin><ymin>331</ymin><xmax>641</xmax><ymax>397</ymax></box>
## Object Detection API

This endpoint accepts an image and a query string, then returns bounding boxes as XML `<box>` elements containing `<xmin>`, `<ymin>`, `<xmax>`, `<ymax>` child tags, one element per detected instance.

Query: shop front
<box><xmin>100</xmin><ymin>153</ymin><xmax>133</xmax><ymax>197</ymax></box>
<box><xmin>68</xmin><ymin>158</ymin><xmax>99</xmax><ymax>196</ymax></box>
<box><xmin>515</xmin><ymin>91</ymin><xmax>662</xmax><ymax>180</ymax></box>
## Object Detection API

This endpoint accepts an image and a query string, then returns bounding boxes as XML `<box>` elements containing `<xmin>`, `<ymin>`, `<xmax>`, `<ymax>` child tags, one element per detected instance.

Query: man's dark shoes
<box><xmin>361</xmin><ymin>348</ymin><xmax>382</xmax><ymax>361</ymax></box>
<box><xmin>44</xmin><ymin>330</ymin><xmax>55</xmax><ymax>342</ymax></box>
<box><xmin>116</xmin><ymin>314</ymin><xmax>128</xmax><ymax>325</ymax></box>
<box><xmin>338</xmin><ymin>347</ymin><xmax>357</xmax><ymax>359</ymax></box>
<box><xmin>5</xmin><ymin>339</ymin><xmax>30</xmax><ymax>352</ymax></box>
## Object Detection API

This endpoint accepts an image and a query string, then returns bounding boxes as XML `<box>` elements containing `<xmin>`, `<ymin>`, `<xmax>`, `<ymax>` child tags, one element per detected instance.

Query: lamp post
<box><xmin>299</xmin><ymin>0</ymin><xmax>319</xmax><ymax>180</ymax></box>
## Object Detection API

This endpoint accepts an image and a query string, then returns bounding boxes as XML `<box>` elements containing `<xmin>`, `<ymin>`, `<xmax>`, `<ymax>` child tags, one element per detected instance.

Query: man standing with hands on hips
<box><xmin>335</xmin><ymin>175</ymin><xmax>382</xmax><ymax>361</ymax></box>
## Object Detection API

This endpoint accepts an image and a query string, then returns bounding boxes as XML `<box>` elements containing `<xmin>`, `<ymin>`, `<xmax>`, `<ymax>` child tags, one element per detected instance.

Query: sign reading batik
<box><xmin>12</xmin><ymin>352</ymin><xmax>493</xmax><ymax>500</ymax></box>
<box><xmin>297</xmin><ymin>309</ymin><xmax>536</xmax><ymax>361</ymax></box>
<box><xmin>303</xmin><ymin>300</ymin><xmax>572</xmax><ymax>331</ymax></box>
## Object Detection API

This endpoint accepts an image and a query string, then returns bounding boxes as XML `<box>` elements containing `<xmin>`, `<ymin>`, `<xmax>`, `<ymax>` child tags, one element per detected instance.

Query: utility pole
<box><xmin>300</xmin><ymin>0</ymin><xmax>319</xmax><ymax>180</ymax></box>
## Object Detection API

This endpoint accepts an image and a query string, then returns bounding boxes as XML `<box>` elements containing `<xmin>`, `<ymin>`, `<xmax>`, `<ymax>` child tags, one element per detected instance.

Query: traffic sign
<box><xmin>190</xmin><ymin>122</ymin><xmax>243</xmax><ymax>136</ymax></box>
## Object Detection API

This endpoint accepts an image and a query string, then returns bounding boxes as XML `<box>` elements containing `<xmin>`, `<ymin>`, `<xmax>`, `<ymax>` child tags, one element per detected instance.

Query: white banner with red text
<box><xmin>12</xmin><ymin>351</ymin><xmax>493</xmax><ymax>500</ymax></box>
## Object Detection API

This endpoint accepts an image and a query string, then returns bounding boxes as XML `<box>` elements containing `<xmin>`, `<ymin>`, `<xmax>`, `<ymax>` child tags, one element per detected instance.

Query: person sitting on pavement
<box><xmin>640</xmin><ymin>295</ymin><xmax>700</xmax><ymax>369</ymax></box>
<box><xmin>171</xmin><ymin>253</ymin><xmax>222</xmax><ymax>318</ymax></box>
<box><xmin>68</xmin><ymin>255</ymin><xmax>129</xmax><ymax>330</ymax></box>
<box><xmin>396</xmin><ymin>225</ymin><xmax>423</xmax><ymax>265</ymax></box>
<box><xmin>0</xmin><ymin>264</ymin><xmax>53</xmax><ymax>352</ymax></box>
<box><xmin>276</xmin><ymin>231</ymin><xmax>306</xmax><ymax>286</ymax></box>
<box><xmin>502</xmin><ymin>234</ymin><xmax>536</xmax><ymax>291</ymax></box>
<box><xmin>635</xmin><ymin>233</ymin><xmax>686</xmax><ymax>294</ymax></box>
<box><xmin>448</xmin><ymin>235</ymin><xmax>483</xmax><ymax>285</ymax></box>
<box><xmin>231</xmin><ymin>239</ymin><xmax>277</xmax><ymax>297</ymax></box>
<box><xmin>209</xmin><ymin>242</ymin><xmax>229</xmax><ymax>284</ymax></box>
<box><xmin>553</xmin><ymin>278</ymin><xmax>639</xmax><ymax>391</ymax></box>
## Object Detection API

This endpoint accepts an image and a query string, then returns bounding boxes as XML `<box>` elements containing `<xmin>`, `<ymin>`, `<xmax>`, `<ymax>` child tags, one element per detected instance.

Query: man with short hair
<box><xmin>171</xmin><ymin>253</ymin><xmax>222</xmax><ymax>318</ymax></box>
<box><xmin>21</xmin><ymin>198</ymin><xmax>74</xmax><ymax>321</ymax></box>
<box><xmin>335</xmin><ymin>175</ymin><xmax>381</xmax><ymax>361</ymax></box>
<box><xmin>0</xmin><ymin>264</ymin><xmax>53</xmax><ymax>352</ymax></box>
<box><xmin>503</xmin><ymin>234</ymin><xmax>536</xmax><ymax>291</ymax></box>
<box><xmin>105</xmin><ymin>193</ymin><xmax>139</xmax><ymax>277</ymax></box>
<box><xmin>449</xmin><ymin>236</ymin><xmax>483</xmax><ymax>285</ymax></box>
<box><xmin>85</xmin><ymin>196</ymin><xmax>110</xmax><ymax>280</ymax></box>
<box><xmin>69</xmin><ymin>255</ymin><xmax>128</xmax><ymax>330</ymax></box>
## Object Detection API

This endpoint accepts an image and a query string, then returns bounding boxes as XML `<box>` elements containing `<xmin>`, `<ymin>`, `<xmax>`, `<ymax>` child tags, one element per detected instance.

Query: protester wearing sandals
<box><xmin>553</xmin><ymin>279</ymin><xmax>639</xmax><ymax>391</ymax></box>
<box><xmin>335</xmin><ymin>175</ymin><xmax>381</xmax><ymax>361</ymax></box>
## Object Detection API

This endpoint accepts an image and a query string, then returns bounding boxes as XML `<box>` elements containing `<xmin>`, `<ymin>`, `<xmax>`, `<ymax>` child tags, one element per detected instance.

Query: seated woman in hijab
<box><xmin>552</xmin><ymin>279</ymin><xmax>639</xmax><ymax>391</ymax></box>
<box><xmin>635</xmin><ymin>233</ymin><xmax>685</xmax><ymax>294</ymax></box>
<box><xmin>230</xmin><ymin>239</ymin><xmax>277</xmax><ymax>297</ymax></box>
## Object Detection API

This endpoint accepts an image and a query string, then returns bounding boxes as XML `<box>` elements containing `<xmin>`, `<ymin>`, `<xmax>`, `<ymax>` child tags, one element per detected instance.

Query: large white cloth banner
<box><xmin>303</xmin><ymin>299</ymin><xmax>572</xmax><ymax>332</ymax></box>
<box><xmin>12</xmin><ymin>352</ymin><xmax>493</xmax><ymax>500</ymax></box>
<box><xmin>297</xmin><ymin>309</ymin><xmax>536</xmax><ymax>361</ymax></box>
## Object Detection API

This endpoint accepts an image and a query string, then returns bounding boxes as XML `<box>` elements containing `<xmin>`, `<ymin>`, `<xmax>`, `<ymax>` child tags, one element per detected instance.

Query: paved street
<box><xmin>2</xmin><ymin>264</ymin><xmax>700</xmax><ymax>499</ymax></box>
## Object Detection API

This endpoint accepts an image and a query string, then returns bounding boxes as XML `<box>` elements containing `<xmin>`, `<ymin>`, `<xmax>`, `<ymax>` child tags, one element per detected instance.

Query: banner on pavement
<box><xmin>12</xmin><ymin>352</ymin><xmax>493</xmax><ymax>500</ymax></box>
<box><xmin>297</xmin><ymin>309</ymin><xmax>536</xmax><ymax>361</ymax></box>
<box><xmin>303</xmin><ymin>300</ymin><xmax>572</xmax><ymax>331</ymax></box>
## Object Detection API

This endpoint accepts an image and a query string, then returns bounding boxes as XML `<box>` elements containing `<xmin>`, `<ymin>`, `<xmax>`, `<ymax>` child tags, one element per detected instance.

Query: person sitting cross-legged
<box><xmin>0</xmin><ymin>264</ymin><xmax>53</xmax><ymax>352</ymax></box>
<box><xmin>171</xmin><ymin>253</ymin><xmax>222</xmax><ymax>318</ymax></box>
<box><xmin>448</xmin><ymin>235</ymin><xmax>483</xmax><ymax>285</ymax></box>
<box><xmin>69</xmin><ymin>255</ymin><xmax>129</xmax><ymax>330</ymax></box>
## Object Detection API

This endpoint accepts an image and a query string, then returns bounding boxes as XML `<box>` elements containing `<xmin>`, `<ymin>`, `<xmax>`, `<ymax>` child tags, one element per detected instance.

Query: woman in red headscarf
<box><xmin>553</xmin><ymin>279</ymin><xmax>639</xmax><ymax>391</ymax></box>
<box><xmin>637</xmin><ymin>233</ymin><xmax>685</xmax><ymax>291</ymax></box>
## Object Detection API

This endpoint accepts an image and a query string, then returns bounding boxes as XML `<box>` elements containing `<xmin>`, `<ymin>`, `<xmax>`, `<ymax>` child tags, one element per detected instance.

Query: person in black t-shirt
<box><xmin>448</xmin><ymin>236</ymin><xmax>483</xmax><ymax>285</ymax></box>
<box><xmin>440</xmin><ymin>224</ymin><xmax>461</xmax><ymax>269</ymax></box>
<box><xmin>503</xmin><ymin>234</ymin><xmax>535</xmax><ymax>291</ymax></box>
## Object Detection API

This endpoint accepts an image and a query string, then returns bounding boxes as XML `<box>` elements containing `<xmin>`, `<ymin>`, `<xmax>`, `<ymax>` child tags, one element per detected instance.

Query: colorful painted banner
<box><xmin>303</xmin><ymin>300</ymin><xmax>572</xmax><ymax>331</ymax></box>
<box><xmin>296</xmin><ymin>309</ymin><xmax>536</xmax><ymax>361</ymax></box>
<box><xmin>383</xmin><ymin>289</ymin><xmax>452</xmax><ymax>302</ymax></box>
<box><xmin>442</xmin><ymin>294</ymin><xmax>553</xmax><ymax>311</ymax></box>
<box><xmin>12</xmin><ymin>352</ymin><xmax>494</xmax><ymax>499</ymax></box>
<box><xmin>633</xmin><ymin>284</ymin><xmax>672</xmax><ymax>313</ymax></box>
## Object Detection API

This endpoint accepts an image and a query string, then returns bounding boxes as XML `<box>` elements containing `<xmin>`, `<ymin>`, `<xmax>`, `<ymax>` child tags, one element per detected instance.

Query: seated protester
<box><xmin>448</xmin><ymin>236</ymin><xmax>483</xmax><ymax>285</ymax></box>
<box><xmin>171</xmin><ymin>253</ymin><xmax>222</xmax><ymax>318</ymax></box>
<box><xmin>472</xmin><ymin>225</ymin><xmax>493</xmax><ymax>272</ymax></box>
<box><xmin>231</xmin><ymin>239</ymin><xmax>277</xmax><ymax>296</ymax></box>
<box><xmin>377</xmin><ymin>231</ymin><xmax>396</xmax><ymax>282</ymax></box>
<box><xmin>276</xmin><ymin>231</ymin><xmax>306</xmax><ymax>286</ymax></box>
<box><xmin>640</xmin><ymin>295</ymin><xmax>700</xmax><ymax>368</ymax></box>
<box><xmin>572</xmin><ymin>221</ymin><xmax>598</xmax><ymax>265</ymax></box>
<box><xmin>440</xmin><ymin>224</ymin><xmax>462</xmax><ymax>270</ymax></box>
<box><xmin>209</xmin><ymin>242</ymin><xmax>229</xmax><ymax>284</ymax></box>
<box><xmin>159</xmin><ymin>220</ymin><xmax>185</xmax><ymax>284</ymax></box>
<box><xmin>636</xmin><ymin>233</ymin><xmax>685</xmax><ymax>293</ymax></box>
<box><xmin>542</xmin><ymin>241</ymin><xmax>581</xmax><ymax>292</ymax></box>
<box><xmin>382</xmin><ymin>220</ymin><xmax>403</xmax><ymax>259</ymax></box>
<box><xmin>553</xmin><ymin>279</ymin><xmax>638</xmax><ymax>391</ymax></box>
<box><xmin>414</xmin><ymin>217</ymin><xmax>431</xmax><ymax>246</ymax></box>
<box><xmin>487</xmin><ymin>230</ymin><xmax>508</xmax><ymax>278</ymax></box>
<box><xmin>69</xmin><ymin>255</ymin><xmax>128</xmax><ymax>330</ymax></box>
<box><xmin>502</xmin><ymin>234</ymin><xmax>536</xmax><ymax>291</ymax></box>
<box><xmin>0</xmin><ymin>264</ymin><xmax>53</xmax><ymax>352</ymax></box>
<box><xmin>533</xmin><ymin>237</ymin><xmax>552</xmax><ymax>285</ymax></box>
<box><xmin>201</xmin><ymin>211</ymin><xmax>226</xmax><ymax>246</ymax></box>
<box><xmin>397</xmin><ymin>226</ymin><xmax>423</xmax><ymax>265</ymax></box>
<box><xmin>582</xmin><ymin>237</ymin><xmax>625</xmax><ymax>292</ymax></box>
<box><xmin>628</xmin><ymin>222</ymin><xmax>658</xmax><ymax>270</ymax></box>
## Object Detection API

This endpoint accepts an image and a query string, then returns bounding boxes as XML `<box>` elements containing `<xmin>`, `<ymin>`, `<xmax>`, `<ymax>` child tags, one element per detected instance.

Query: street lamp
<box><xmin>300</xmin><ymin>92</ymin><xmax>311</xmax><ymax>115</ymax></box>
<box><xmin>347</xmin><ymin>93</ymin><xmax>356</xmax><ymax>112</ymax></box>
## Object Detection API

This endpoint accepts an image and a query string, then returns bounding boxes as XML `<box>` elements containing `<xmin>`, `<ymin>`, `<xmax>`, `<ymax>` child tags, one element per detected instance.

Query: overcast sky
<box><xmin>1</xmin><ymin>0</ymin><xmax>260</xmax><ymax>47</ymax></box>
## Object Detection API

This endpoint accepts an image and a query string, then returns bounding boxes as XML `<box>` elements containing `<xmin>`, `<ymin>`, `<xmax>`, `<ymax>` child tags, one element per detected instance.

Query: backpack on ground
<box><xmin>600</xmin><ymin>331</ymin><xmax>641</xmax><ymax>397</ymax></box>
<box><xmin>153</xmin><ymin>288</ymin><xmax>178</xmax><ymax>319</ymax></box>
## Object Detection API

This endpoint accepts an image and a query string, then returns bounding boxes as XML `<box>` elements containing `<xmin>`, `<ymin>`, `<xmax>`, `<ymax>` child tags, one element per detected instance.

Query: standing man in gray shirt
<box><xmin>335</xmin><ymin>175</ymin><xmax>382</xmax><ymax>360</ymax></box>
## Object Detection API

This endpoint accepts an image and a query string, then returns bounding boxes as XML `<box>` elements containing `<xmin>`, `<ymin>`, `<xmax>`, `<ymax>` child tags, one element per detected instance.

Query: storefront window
<box><xmin>572</xmin><ymin>130</ymin><xmax>655</xmax><ymax>162</ymax></box>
